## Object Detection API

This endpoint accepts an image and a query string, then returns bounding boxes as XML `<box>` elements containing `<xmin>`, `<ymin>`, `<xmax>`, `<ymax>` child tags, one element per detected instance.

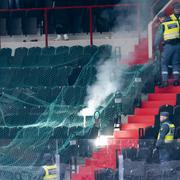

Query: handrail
<box><xmin>0</xmin><ymin>3</ymin><xmax>141</xmax><ymax>48</ymax></box>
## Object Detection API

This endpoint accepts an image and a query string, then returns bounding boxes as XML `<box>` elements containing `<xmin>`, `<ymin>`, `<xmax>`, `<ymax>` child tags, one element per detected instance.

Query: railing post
<box><xmin>44</xmin><ymin>9</ymin><xmax>48</xmax><ymax>48</ymax></box>
<box><xmin>89</xmin><ymin>7</ymin><xmax>93</xmax><ymax>46</ymax></box>
<box><xmin>137</xmin><ymin>3</ymin><xmax>141</xmax><ymax>43</ymax></box>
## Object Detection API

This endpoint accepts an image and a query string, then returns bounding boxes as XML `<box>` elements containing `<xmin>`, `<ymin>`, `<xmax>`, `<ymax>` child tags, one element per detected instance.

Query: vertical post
<box><xmin>44</xmin><ymin>9</ymin><xmax>48</xmax><ymax>48</ymax></box>
<box><xmin>89</xmin><ymin>7</ymin><xmax>93</xmax><ymax>46</ymax></box>
<box><xmin>137</xmin><ymin>3</ymin><xmax>141</xmax><ymax>43</ymax></box>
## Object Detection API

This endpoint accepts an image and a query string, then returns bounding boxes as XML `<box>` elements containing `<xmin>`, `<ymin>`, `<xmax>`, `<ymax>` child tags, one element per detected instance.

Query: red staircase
<box><xmin>122</xmin><ymin>38</ymin><xmax>149</xmax><ymax>65</ymax></box>
<box><xmin>72</xmin><ymin>85</ymin><xmax>180</xmax><ymax>180</ymax></box>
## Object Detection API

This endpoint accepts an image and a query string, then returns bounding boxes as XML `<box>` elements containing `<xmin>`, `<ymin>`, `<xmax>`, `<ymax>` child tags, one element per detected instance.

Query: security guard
<box><xmin>153</xmin><ymin>112</ymin><xmax>175</xmax><ymax>163</ymax></box>
<box><xmin>39</xmin><ymin>154</ymin><xmax>57</xmax><ymax>180</ymax></box>
<box><xmin>154</xmin><ymin>12</ymin><xmax>180</xmax><ymax>87</ymax></box>
<box><xmin>170</xmin><ymin>2</ymin><xmax>180</xmax><ymax>23</ymax></box>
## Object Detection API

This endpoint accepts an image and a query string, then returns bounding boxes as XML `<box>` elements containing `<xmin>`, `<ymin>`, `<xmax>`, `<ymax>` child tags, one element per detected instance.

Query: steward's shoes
<box><xmin>158</xmin><ymin>81</ymin><xmax>169</xmax><ymax>88</ymax></box>
<box><xmin>173</xmin><ymin>80</ymin><xmax>180</xmax><ymax>86</ymax></box>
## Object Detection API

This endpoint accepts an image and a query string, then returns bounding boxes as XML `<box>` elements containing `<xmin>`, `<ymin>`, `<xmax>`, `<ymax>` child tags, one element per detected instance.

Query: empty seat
<box><xmin>23</xmin><ymin>68</ymin><xmax>40</xmax><ymax>87</ymax></box>
<box><xmin>9</xmin><ymin>127</ymin><xmax>22</xmax><ymax>138</ymax></box>
<box><xmin>0</xmin><ymin>55</ymin><xmax>9</xmax><ymax>67</ymax></box>
<box><xmin>28</xmin><ymin>47</ymin><xmax>42</xmax><ymax>56</ymax></box>
<box><xmin>23</xmin><ymin>127</ymin><xmax>39</xmax><ymax>138</ymax></box>
<box><xmin>0</xmin><ymin>127</ymin><xmax>10</xmax><ymax>139</ymax></box>
<box><xmin>55</xmin><ymin>67</ymin><xmax>72</xmax><ymax>86</ymax></box>
<box><xmin>22</xmin><ymin>55</ymin><xmax>39</xmax><ymax>67</ymax></box>
<box><xmin>0</xmin><ymin>48</ymin><xmax>12</xmax><ymax>57</ymax></box>
<box><xmin>77</xmin><ymin>54</ymin><xmax>92</xmax><ymax>67</ymax></box>
<box><xmin>75</xmin><ymin>66</ymin><xmax>97</xmax><ymax>86</ymax></box>
<box><xmin>70</xmin><ymin>46</ymin><xmax>84</xmax><ymax>57</ymax></box>
<box><xmin>51</xmin><ymin>86</ymin><xmax>62</xmax><ymax>101</ymax></box>
<box><xmin>38</xmin><ymin>67</ymin><xmax>58</xmax><ymax>87</ymax></box>
<box><xmin>15</xmin><ymin>47</ymin><xmax>28</xmax><ymax>58</ymax></box>
<box><xmin>36</xmin><ymin>55</ymin><xmax>51</xmax><ymax>66</ymax></box>
<box><xmin>53</xmin><ymin>126</ymin><xmax>68</xmax><ymax>139</ymax></box>
<box><xmin>56</xmin><ymin>46</ymin><xmax>69</xmax><ymax>55</ymax></box>
<box><xmin>68</xmin><ymin>67</ymin><xmax>82</xmax><ymax>85</ymax></box>
<box><xmin>62</xmin><ymin>86</ymin><xmax>86</xmax><ymax>106</ymax></box>
<box><xmin>50</xmin><ymin>54</ymin><xmax>67</xmax><ymax>66</ymax></box>
<box><xmin>84</xmin><ymin>45</ymin><xmax>98</xmax><ymax>55</ymax></box>
<box><xmin>42</xmin><ymin>47</ymin><xmax>55</xmax><ymax>56</ymax></box>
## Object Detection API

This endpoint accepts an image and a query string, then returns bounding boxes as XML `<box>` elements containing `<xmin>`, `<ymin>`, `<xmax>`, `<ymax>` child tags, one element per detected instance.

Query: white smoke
<box><xmin>79</xmin><ymin>59</ymin><xmax>124</xmax><ymax>116</ymax></box>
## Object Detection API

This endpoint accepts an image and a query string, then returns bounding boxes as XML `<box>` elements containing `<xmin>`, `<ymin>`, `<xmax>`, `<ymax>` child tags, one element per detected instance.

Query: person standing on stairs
<box><xmin>170</xmin><ymin>2</ymin><xmax>180</xmax><ymax>23</ymax></box>
<box><xmin>153</xmin><ymin>112</ymin><xmax>175</xmax><ymax>163</ymax></box>
<box><xmin>154</xmin><ymin>12</ymin><xmax>180</xmax><ymax>87</ymax></box>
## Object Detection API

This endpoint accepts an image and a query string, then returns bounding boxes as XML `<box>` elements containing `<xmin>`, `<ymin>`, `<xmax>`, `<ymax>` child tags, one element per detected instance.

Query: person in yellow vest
<box><xmin>153</xmin><ymin>112</ymin><xmax>175</xmax><ymax>163</ymax></box>
<box><xmin>170</xmin><ymin>2</ymin><xmax>180</xmax><ymax>23</ymax></box>
<box><xmin>154</xmin><ymin>12</ymin><xmax>180</xmax><ymax>87</ymax></box>
<box><xmin>39</xmin><ymin>153</ymin><xmax>57</xmax><ymax>180</ymax></box>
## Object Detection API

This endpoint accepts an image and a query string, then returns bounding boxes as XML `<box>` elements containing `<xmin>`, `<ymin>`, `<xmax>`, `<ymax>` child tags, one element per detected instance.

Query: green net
<box><xmin>0</xmin><ymin>45</ymin><xmax>159</xmax><ymax>178</ymax></box>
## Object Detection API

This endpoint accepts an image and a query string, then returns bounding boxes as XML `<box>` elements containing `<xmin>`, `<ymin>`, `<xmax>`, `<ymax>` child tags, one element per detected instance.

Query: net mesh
<box><xmin>0</xmin><ymin>45</ymin><xmax>159</xmax><ymax>178</ymax></box>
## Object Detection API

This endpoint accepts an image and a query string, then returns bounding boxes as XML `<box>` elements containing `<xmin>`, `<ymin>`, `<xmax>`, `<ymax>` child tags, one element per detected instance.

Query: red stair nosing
<box><xmin>128</xmin><ymin>115</ymin><xmax>155</xmax><ymax>124</ymax></box>
<box><xmin>141</xmin><ymin>100</ymin><xmax>176</xmax><ymax>108</ymax></box>
<box><xmin>134</xmin><ymin>108</ymin><xmax>159</xmax><ymax>115</ymax></box>
<box><xmin>148</xmin><ymin>93</ymin><xmax>177</xmax><ymax>101</ymax></box>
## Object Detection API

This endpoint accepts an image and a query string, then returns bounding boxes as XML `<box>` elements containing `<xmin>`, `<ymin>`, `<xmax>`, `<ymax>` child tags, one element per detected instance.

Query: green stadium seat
<box><xmin>50</xmin><ymin>54</ymin><xmax>67</xmax><ymax>66</ymax></box>
<box><xmin>78</xmin><ymin>54</ymin><xmax>92</xmax><ymax>67</ymax></box>
<box><xmin>56</xmin><ymin>46</ymin><xmax>69</xmax><ymax>55</ymax></box>
<box><xmin>15</xmin><ymin>47</ymin><xmax>28</xmax><ymax>57</ymax></box>
<box><xmin>56</xmin><ymin>67</ymin><xmax>72</xmax><ymax>86</ymax></box>
<box><xmin>9</xmin><ymin>56</ymin><xmax>23</xmax><ymax>67</ymax></box>
<box><xmin>23</xmin><ymin>127</ymin><xmax>39</xmax><ymax>138</ymax></box>
<box><xmin>0</xmin><ymin>127</ymin><xmax>10</xmax><ymax>139</ymax></box>
<box><xmin>42</xmin><ymin>46</ymin><xmax>55</xmax><ymax>56</ymax></box>
<box><xmin>0</xmin><ymin>68</ymin><xmax>14</xmax><ymax>87</ymax></box>
<box><xmin>9</xmin><ymin>127</ymin><xmax>22</xmax><ymax>138</ymax></box>
<box><xmin>53</xmin><ymin>126</ymin><xmax>68</xmax><ymax>139</ymax></box>
<box><xmin>75</xmin><ymin>66</ymin><xmax>97</xmax><ymax>86</ymax></box>
<box><xmin>0</xmin><ymin>55</ymin><xmax>9</xmax><ymax>67</ymax></box>
<box><xmin>28</xmin><ymin>47</ymin><xmax>41</xmax><ymax>56</ymax></box>
<box><xmin>69</xmin><ymin>46</ymin><xmax>84</xmax><ymax>57</ymax></box>
<box><xmin>0</xmin><ymin>48</ymin><xmax>12</xmax><ymax>57</ymax></box>
<box><xmin>51</xmin><ymin>86</ymin><xmax>62</xmax><ymax>102</ymax></box>
<box><xmin>36</xmin><ymin>55</ymin><xmax>52</xmax><ymax>67</ymax></box>
<box><xmin>22</xmin><ymin>55</ymin><xmax>39</xmax><ymax>67</ymax></box>
<box><xmin>61</xmin><ymin>86</ymin><xmax>86</xmax><ymax>106</ymax></box>
<box><xmin>23</xmin><ymin>68</ymin><xmax>40</xmax><ymax>87</ymax></box>
<box><xmin>38</xmin><ymin>67</ymin><xmax>58</xmax><ymax>87</ymax></box>
<box><xmin>84</xmin><ymin>45</ymin><xmax>98</xmax><ymax>55</ymax></box>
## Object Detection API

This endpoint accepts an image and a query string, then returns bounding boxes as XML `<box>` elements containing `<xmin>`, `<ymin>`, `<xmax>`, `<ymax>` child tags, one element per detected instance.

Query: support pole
<box><xmin>44</xmin><ymin>9</ymin><xmax>48</xmax><ymax>47</ymax></box>
<box><xmin>89</xmin><ymin>7</ymin><xmax>93</xmax><ymax>46</ymax></box>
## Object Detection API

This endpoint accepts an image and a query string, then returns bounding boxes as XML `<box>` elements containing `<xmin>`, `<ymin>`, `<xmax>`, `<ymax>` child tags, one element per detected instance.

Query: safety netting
<box><xmin>0</xmin><ymin>45</ymin><xmax>160</xmax><ymax>179</ymax></box>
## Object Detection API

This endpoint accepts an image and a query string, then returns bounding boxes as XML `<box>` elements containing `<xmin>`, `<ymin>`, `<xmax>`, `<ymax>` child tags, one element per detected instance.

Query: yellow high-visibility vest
<box><xmin>170</xmin><ymin>14</ymin><xmax>180</xmax><ymax>22</ymax></box>
<box><xmin>157</xmin><ymin>122</ymin><xmax>175</xmax><ymax>143</ymax></box>
<box><xmin>43</xmin><ymin>165</ymin><xmax>57</xmax><ymax>180</ymax></box>
<box><xmin>162</xmin><ymin>21</ymin><xmax>180</xmax><ymax>41</ymax></box>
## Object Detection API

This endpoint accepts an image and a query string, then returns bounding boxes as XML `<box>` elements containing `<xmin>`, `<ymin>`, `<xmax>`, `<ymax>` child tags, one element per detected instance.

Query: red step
<box><xmin>148</xmin><ymin>93</ymin><xmax>177</xmax><ymax>101</ymax></box>
<box><xmin>121</xmin><ymin>123</ymin><xmax>151</xmax><ymax>130</ymax></box>
<box><xmin>128</xmin><ymin>115</ymin><xmax>155</xmax><ymax>124</ymax></box>
<box><xmin>113</xmin><ymin>130</ymin><xmax>139</xmax><ymax>139</ymax></box>
<box><xmin>155</xmin><ymin>86</ymin><xmax>180</xmax><ymax>93</ymax></box>
<box><xmin>142</xmin><ymin>100</ymin><xmax>176</xmax><ymax>108</ymax></box>
<box><xmin>134</xmin><ymin>108</ymin><xmax>159</xmax><ymax>115</ymax></box>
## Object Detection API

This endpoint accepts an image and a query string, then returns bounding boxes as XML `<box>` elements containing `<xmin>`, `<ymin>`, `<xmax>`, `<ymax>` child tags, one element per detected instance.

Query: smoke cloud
<box><xmin>79</xmin><ymin>1</ymin><xmax>151</xmax><ymax>117</ymax></box>
<box><xmin>79</xmin><ymin>59</ymin><xmax>125</xmax><ymax>116</ymax></box>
